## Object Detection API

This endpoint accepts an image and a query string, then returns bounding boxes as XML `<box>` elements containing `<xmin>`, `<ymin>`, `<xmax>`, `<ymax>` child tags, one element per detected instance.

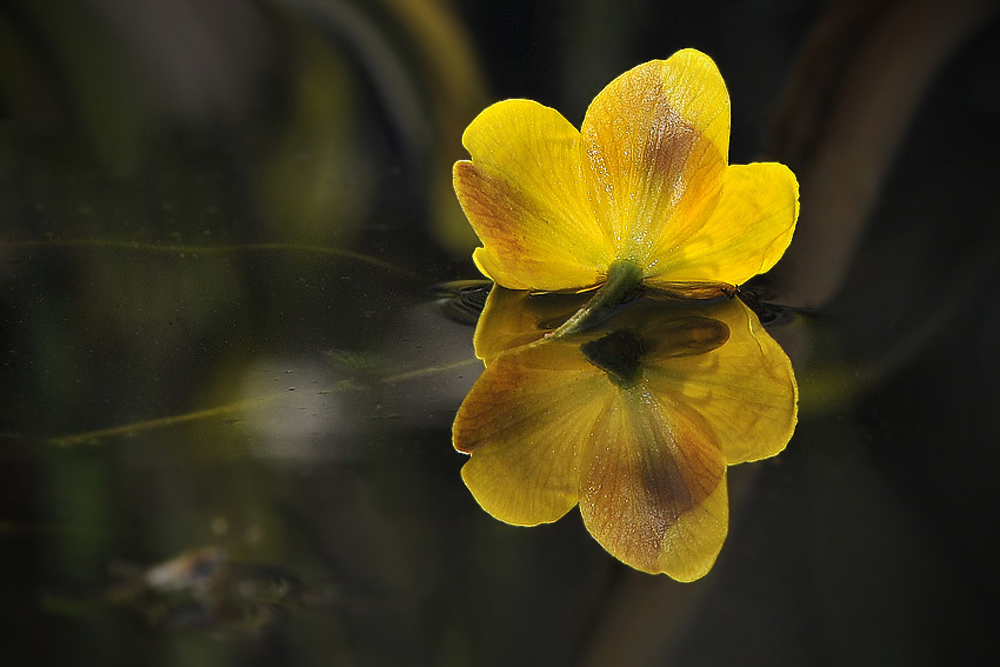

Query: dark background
<box><xmin>1</xmin><ymin>0</ymin><xmax>999</xmax><ymax>664</ymax></box>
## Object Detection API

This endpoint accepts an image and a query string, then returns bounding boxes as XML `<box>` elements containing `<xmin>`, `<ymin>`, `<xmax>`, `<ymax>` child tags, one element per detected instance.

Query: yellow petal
<box><xmin>645</xmin><ymin>162</ymin><xmax>799</xmax><ymax>287</ymax></box>
<box><xmin>645</xmin><ymin>298</ymin><xmax>798</xmax><ymax>465</ymax></box>
<box><xmin>472</xmin><ymin>287</ymin><xmax>590</xmax><ymax>363</ymax></box>
<box><xmin>579</xmin><ymin>386</ymin><xmax>728</xmax><ymax>579</ymax></box>
<box><xmin>454</xmin><ymin>99</ymin><xmax>614</xmax><ymax>290</ymax></box>
<box><xmin>453</xmin><ymin>343</ymin><xmax>608</xmax><ymax>526</ymax></box>
<box><xmin>580</xmin><ymin>50</ymin><xmax>730</xmax><ymax>267</ymax></box>
<box><xmin>657</xmin><ymin>467</ymin><xmax>728</xmax><ymax>581</ymax></box>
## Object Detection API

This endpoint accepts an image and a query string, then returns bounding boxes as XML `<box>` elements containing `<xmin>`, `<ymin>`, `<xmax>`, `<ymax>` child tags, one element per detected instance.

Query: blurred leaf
<box><xmin>259</xmin><ymin>17</ymin><xmax>376</xmax><ymax>241</ymax></box>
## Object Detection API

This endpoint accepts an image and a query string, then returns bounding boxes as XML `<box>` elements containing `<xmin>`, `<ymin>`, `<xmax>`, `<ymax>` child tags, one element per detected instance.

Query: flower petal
<box><xmin>645</xmin><ymin>162</ymin><xmax>799</xmax><ymax>287</ymax></box>
<box><xmin>454</xmin><ymin>344</ymin><xmax>608</xmax><ymax>526</ymax></box>
<box><xmin>579</xmin><ymin>386</ymin><xmax>728</xmax><ymax>579</ymax></box>
<box><xmin>472</xmin><ymin>287</ymin><xmax>591</xmax><ymax>363</ymax></box>
<box><xmin>455</xmin><ymin>99</ymin><xmax>613</xmax><ymax>290</ymax></box>
<box><xmin>644</xmin><ymin>298</ymin><xmax>798</xmax><ymax>465</ymax></box>
<box><xmin>580</xmin><ymin>50</ymin><xmax>730</xmax><ymax>268</ymax></box>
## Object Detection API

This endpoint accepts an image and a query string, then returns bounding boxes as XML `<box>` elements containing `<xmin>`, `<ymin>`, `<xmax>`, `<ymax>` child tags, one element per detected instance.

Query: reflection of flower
<box><xmin>453</xmin><ymin>290</ymin><xmax>797</xmax><ymax>580</ymax></box>
<box><xmin>453</xmin><ymin>49</ymin><xmax>799</xmax><ymax>296</ymax></box>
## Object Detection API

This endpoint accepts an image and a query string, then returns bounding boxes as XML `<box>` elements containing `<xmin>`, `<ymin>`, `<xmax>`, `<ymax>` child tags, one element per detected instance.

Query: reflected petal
<box><xmin>455</xmin><ymin>99</ymin><xmax>613</xmax><ymax>290</ymax></box>
<box><xmin>645</xmin><ymin>298</ymin><xmax>798</xmax><ymax>464</ymax></box>
<box><xmin>454</xmin><ymin>344</ymin><xmax>608</xmax><ymax>526</ymax></box>
<box><xmin>472</xmin><ymin>287</ymin><xmax>589</xmax><ymax>362</ymax></box>
<box><xmin>580</xmin><ymin>50</ymin><xmax>730</xmax><ymax>268</ymax></box>
<box><xmin>455</xmin><ymin>292</ymin><xmax>796</xmax><ymax>579</ymax></box>
<box><xmin>579</xmin><ymin>386</ymin><xmax>728</xmax><ymax>580</ymax></box>
<box><xmin>645</xmin><ymin>163</ymin><xmax>799</xmax><ymax>287</ymax></box>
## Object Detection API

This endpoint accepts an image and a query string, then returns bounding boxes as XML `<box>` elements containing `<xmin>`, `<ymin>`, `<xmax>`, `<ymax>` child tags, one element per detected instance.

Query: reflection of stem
<box><xmin>9</xmin><ymin>239</ymin><xmax>428</xmax><ymax>281</ymax></box>
<box><xmin>46</xmin><ymin>359</ymin><xmax>479</xmax><ymax>447</ymax></box>
<box><xmin>546</xmin><ymin>260</ymin><xmax>643</xmax><ymax>340</ymax></box>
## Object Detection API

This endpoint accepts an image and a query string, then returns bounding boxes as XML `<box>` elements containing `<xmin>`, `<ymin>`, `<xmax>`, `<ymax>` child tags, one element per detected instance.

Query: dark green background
<box><xmin>2</xmin><ymin>1</ymin><xmax>999</xmax><ymax>665</ymax></box>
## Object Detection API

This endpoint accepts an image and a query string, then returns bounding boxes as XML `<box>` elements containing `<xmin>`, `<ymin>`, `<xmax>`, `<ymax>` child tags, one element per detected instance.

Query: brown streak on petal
<box><xmin>582</xmin><ymin>64</ymin><xmax>726</xmax><ymax>262</ymax></box>
<box><xmin>454</xmin><ymin>162</ymin><xmax>529</xmax><ymax>257</ymax></box>
<box><xmin>453</xmin><ymin>344</ymin><xmax>597</xmax><ymax>454</ymax></box>
<box><xmin>580</xmin><ymin>388</ymin><xmax>725</xmax><ymax>573</ymax></box>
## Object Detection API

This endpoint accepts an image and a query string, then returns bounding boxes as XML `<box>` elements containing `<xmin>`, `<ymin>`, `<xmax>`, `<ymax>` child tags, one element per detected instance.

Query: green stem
<box><xmin>546</xmin><ymin>260</ymin><xmax>643</xmax><ymax>340</ymax></box>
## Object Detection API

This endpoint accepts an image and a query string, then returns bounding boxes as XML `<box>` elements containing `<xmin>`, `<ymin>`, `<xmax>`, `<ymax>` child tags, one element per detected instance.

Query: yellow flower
<box><xmin>453</xmin><ymin>49</ymin><xmax>798</xmax><ymax>299</ymax></box>
<box><xmin>453</xmin><ymin>289</ymin><xmax>798</xmax><ymax>580</ymax></box>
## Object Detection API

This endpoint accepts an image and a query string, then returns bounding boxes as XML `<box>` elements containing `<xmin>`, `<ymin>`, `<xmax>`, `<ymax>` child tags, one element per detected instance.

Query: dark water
<box><xmin>2</xmin><ymin>2</ymin><xmax>1000</xmax><ymax>665</ymax></box>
